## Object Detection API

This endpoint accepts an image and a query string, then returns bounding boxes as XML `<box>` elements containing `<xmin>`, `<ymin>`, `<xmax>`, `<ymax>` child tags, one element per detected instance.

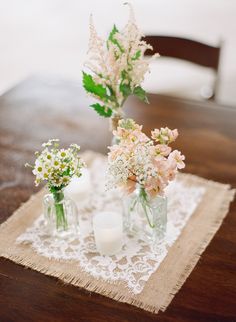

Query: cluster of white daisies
<box><xmin>26</xmin><ymin>139</ymin><xmax>85</xmax><ymax>190</ymax></box>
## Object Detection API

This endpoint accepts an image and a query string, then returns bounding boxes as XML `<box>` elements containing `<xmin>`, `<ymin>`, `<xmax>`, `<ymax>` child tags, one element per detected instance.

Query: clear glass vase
<box><xmin>123</xmin><ymin>185</ymin><xmax>167</xmax><ymax>245</ymax></box>
<box><xmin>43</xmin><ymin>189</ymin><xmax>79</xmax><ymax>237</ymax></box>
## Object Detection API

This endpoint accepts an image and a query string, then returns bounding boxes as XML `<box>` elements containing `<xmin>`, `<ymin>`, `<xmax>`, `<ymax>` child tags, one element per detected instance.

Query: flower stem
<box><xmin>139</xmin><ymin>187</ymin><xmax>155</xmax><ymax>229</ymax></box>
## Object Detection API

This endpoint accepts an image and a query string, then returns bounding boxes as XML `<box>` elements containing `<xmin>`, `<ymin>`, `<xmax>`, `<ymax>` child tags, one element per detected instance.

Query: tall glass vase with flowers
<box><xmin>82</xmin><ymin>4</ymin><xmax>159</xmax><ymax>144</ymax></box>
<box><xmin>26</xmin><ymin>139</ymin><xmax>86</xmax><ymax>237</ymax></box>
<box><xmin>107</xmin><ymin>119</ymin><xmax>185</xmax><ymax>245</ymax></box>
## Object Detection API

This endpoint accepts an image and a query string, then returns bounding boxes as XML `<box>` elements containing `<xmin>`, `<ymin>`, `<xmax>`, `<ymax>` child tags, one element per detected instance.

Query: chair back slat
<box><xmin>143</xmin><ymin>35</ymin><xmax>221</xmax><ymax>71</ymax></box>
<box><xmin>143</xmin><ymin>35</ymin><xmax>222</xmax><ymax>100</ymax></box>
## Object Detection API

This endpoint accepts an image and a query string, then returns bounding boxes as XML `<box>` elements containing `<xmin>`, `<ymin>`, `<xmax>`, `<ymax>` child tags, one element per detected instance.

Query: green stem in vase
<box><xmin>139</xmin><ymin>187</ymin><xmax>155</xmax><ymax>229</ymax></box>
<box><xmin>52</xmin><ymin>189</ymin><xmax>68</xmax><ymax>230</ymax></box>
<box><xmin>130</xmin><ymin>195</ymin><xmax>138</xmax><ymax>212</ymax></box>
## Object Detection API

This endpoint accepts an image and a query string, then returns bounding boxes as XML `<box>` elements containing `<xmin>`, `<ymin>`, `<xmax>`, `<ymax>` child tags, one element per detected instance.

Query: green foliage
<box><xmin>133</xmin><ymin>86</ymin><xmax>149</xmax><ymax>103</ymax></box>
<box><xmin>107</xmin><ymin>25</ymin><xmax>124</xmax><ymax>53</ymax></box>
<box><xmin>121</xmin><ymin>70</ymin><xmax>129</xmax><ymax>82</ymax></box>
<box><xmin>131</xmin><ymin>50</ymin><xmax>141</xmax><ymax>61</ymax></box>
<box><xmin>82</xmin><ymin>72</ymin><xmax>107</xmax><ymax>100</ymax></box>
<box><xmin>90</xmin><ymin>103</ymin><xmax>113</xmax><ymax>118</ymax></box>
<box><xmin>120</xmin><ymin>83</ymin><xmax>132</xmax><ymax>98</ymax></box>
<box><xmin>62</xmin><ymin>168</ymin><xmax>70</xmax><ymax>176</ymax></box>
<box><xmin>49</xmin><ymin>185</ymin><xmax>63</xmax><ymax>194</ymax></box>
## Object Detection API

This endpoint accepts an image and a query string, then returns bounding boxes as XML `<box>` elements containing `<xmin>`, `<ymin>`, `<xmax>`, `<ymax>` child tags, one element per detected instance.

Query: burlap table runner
<box><xmin>0</xmin><ymin>151</ymin><xmax>235</xmax><ymax>314</ymax></box>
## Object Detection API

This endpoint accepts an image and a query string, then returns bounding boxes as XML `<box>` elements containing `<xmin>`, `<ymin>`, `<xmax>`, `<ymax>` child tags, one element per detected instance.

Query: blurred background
<box><xmin>0</xmin><ymin>0</ymin><xmax>236</xmax><ymax>105</ymax></box>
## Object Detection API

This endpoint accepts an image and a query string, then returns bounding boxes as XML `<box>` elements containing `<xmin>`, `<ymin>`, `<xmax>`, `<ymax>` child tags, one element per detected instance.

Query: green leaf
<box><xmin>90</xmin><ymin>103</ymin><xmax>112</xmax><ymax>118</ymax></box>
<box><xmin>107</xmin><ymin>25</ymin><xmax>124</xmax><ymax>53</ymax></box>
<box><xmin>49</xmin><ymin>185</ymin><xmax>62</xmax><ymax>194</ymax></box>
<box><xmin>106</xmin><ymin>85</ymin><xmax>116</xmax><ymax>102</ymax></box>
<box><xmin>120</xmin><ymin>83</ymin><xmax>132</xmax><ymax>97</ymax></box>
<box><xmin>108</xmin><ymin>24</ymin><xmax>118</xmax><ymax>41</ymax></box>
<box><xmin>62</xmin><ymin>168</ymin><xmax>70</xmax><ymax>176</ymax></box>
<box><xmin>121</xmin><ymin>70</ymin><xmax>129</xmax><ymax>82</ymax></box>
<box><xmin>131</xmin><ymin>50</ymin><xmax>141</xmax><ymax>61</ymax></box>
<box><xmin>133</xmin><ymin>86</ymin><xmax>149</xmax><ymax>104</ymax></box>
<box><xmin>82</xmin><ymin>72</ymin><xmax>107</xmax><ymax>99</ymax></box>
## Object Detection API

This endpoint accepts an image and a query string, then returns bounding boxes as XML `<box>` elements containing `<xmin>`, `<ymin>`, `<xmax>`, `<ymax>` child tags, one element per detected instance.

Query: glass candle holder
<box><xmin>93</xmin><ymin>211</ymin><xmax>123</xmax><ymax>256</ymax></box>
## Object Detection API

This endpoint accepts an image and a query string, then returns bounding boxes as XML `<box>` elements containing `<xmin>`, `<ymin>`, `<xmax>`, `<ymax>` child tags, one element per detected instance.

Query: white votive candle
<box><xmin>65</xmin><ymin>168</ymin><xmax>91</xmax><ymax>202</ymax></box>
<box><xmin>93</xmin><ymin>211</ymin><xmax>123</xmax><ymax>256</ymax></box>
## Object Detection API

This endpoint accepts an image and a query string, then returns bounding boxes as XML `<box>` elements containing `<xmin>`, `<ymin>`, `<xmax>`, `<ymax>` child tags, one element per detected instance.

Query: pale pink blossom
<box><xmin>151</xmin><ymin>128</ymin><xmax>178</xmax><ymax>144</ymax></box>
<box><xmin>123</xmin><ymin>176</ymin><xmax>137</xmax><ymax>194</ymax></box>
<box><xmin>154</xmin><ymin>144</ymin><xmax>171</xmax><ymax>157</ymax></box>
<box><xmin>168</xmin><ymin>150</ymin><xmax>185</xmax><ymax>169</ymax></box>
<box><xmin>145</xmin><ymin>177</ymin><xmax>163</xmax><ymax>197</ymax></box>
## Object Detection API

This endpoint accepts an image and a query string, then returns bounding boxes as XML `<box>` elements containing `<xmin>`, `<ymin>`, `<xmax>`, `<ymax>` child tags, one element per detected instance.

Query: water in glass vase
<box><xmin>43</xmin><ymin>189</ymin><xmax>78</xmax><ymax>238</ymax></box>
<box><xmin>123</xmin><ymin>185</ymin><xmax>167</xmax><ymax>245</ymax></box>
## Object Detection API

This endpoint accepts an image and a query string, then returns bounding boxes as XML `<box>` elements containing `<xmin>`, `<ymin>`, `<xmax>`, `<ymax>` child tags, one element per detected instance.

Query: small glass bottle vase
<box><xmin>123</xmin><ymin>186</ymin><xmax>167</xmax><ymax>245</ymax></box>
<box><xmin>43</xmin><ymin>189</ymin><xmax>78</xmax><ymax>237</ymax></box>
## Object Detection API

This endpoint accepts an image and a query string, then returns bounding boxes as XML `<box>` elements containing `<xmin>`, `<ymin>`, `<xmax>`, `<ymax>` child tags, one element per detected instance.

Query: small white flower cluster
<box><xmin>106</xmin><ymin>155</ymin><xmax>130</xmax><ymax>189</ymax></box>
<box><xmin>84</xmin><ymin>3</ymin><xmax>159</xmax><ymax>113</ymax></box>
<box><xmin>131</xmin><ymin>143</ymin><xmax>156</xmax><ymax>185</ymax></box>
<box><xmin>26</xmin><ymin>139</ymin><xmax>85</xmax><ymax>189</ymax></box>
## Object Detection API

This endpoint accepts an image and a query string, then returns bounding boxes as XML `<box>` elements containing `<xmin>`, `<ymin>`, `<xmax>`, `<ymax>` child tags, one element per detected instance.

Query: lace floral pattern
<box><xmin>17</xmin><ymin>157</ymin><xmax>205</xmax><ymax>294</ymax></box>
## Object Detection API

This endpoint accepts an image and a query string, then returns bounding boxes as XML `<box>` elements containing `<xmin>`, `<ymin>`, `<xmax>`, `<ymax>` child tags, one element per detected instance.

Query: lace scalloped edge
<box><xmin>0</xmin><ymin>185</ymin><xmax>234</xmax><ymax>314</ymax></box>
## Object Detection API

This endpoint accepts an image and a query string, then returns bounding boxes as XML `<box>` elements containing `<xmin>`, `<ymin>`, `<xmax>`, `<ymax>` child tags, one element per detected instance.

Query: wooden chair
<box><xmin>143</xmin><ymin>35</ymin><xmax>222</xmax><ymax>100</ymax></box>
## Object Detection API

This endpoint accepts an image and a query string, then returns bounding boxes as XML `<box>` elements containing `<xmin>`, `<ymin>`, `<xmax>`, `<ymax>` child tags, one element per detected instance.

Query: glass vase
<box><xmin>43</xmin><ymin>189</ymin><xmax>79</xmax><ymax>237</ymax></box>
<box><xmin>123</xmin><ymin>185</ymin><xmax>167</xmax><ymax>245</ymax></box>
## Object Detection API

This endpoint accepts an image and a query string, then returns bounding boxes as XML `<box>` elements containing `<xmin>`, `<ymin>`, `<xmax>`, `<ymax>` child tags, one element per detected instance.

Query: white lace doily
<box><xmin>17</xmin><ymin>157</ymin><xmax>205</xmax><ymax>294</ymax></box>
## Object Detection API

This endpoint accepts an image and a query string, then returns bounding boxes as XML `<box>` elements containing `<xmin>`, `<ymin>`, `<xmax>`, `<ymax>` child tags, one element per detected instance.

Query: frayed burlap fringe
<box><xmin>0</xmin><ymin>152</ymin><xmax>235</xmax><ymax>314</ymax></box>
<box><xmin>159</xmin><ymin>178</ymin><xmax>235</xmax><ymax>312</ymax></box>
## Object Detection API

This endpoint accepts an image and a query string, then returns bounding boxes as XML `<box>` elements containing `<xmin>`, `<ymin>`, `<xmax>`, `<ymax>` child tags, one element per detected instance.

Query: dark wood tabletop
<box><xmin>0</xmin><ymin>76</ymin><xmax>236</xmax><ymax>322</ymax></box>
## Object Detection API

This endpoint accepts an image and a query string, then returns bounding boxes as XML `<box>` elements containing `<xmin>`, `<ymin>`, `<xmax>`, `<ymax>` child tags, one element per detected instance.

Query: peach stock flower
<box><xmin>107</xmin><ymin>119</ymin><xmax>185</xmax><ymax>197</ymax></box>
<box><xmin>151</xmin><ymin>128</ymin><xmax>178</xmax><ymax>144</ymax></box>
<box><xmin>169</xmin><ymin>150</ymin><xmax>185</xmax><ymax>169</ymax></box>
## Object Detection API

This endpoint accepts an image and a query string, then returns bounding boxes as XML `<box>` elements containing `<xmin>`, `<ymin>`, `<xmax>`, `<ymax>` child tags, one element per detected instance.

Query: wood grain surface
<box><xmin>0</xmin><ymin>76</ymin><xmax>235</xmax><ymax>322</ymax></box>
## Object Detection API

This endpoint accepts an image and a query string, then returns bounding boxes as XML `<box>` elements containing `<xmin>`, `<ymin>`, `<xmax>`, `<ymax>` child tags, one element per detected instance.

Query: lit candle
<box><xmin>93</xmin><ymin>211</ymin><xmax>123</xmax><ymax>256</ymax></box>
<box><xmin>65</xmin><ymin>168</ymin><xmax>91</xmax><ymax>202</ymax></box>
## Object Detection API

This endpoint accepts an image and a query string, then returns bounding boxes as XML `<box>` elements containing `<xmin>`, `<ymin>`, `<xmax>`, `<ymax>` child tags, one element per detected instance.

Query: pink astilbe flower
<box><xmin>107</xmin><ymin>119</ymin><xmax>185</xmax><ymax>197</ymax></box>
<box><xmin>83</xmin><ymin>4</ymin><xmax>159</xmax><ymax>118</ymax></box>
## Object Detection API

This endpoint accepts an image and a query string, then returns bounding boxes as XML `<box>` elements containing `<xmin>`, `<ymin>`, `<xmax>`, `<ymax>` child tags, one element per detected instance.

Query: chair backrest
<box><xmin>143</xmin><ymin>35</ymin><xmax>222</xmax><ymax>99</ymax></box>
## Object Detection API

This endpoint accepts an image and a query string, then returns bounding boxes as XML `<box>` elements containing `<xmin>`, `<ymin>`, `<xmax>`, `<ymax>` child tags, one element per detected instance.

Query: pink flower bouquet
<box><xmin>107</xmin><ymin>119</ymin><xmax>185</xmax><ymax>198</ymax></box>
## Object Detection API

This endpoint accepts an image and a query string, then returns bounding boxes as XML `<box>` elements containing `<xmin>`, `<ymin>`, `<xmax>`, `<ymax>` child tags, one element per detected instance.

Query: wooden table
<box><xmin>0</xmin><ymin>76</ymin><xmax>235</xmax><ymax>322</ymax></box>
